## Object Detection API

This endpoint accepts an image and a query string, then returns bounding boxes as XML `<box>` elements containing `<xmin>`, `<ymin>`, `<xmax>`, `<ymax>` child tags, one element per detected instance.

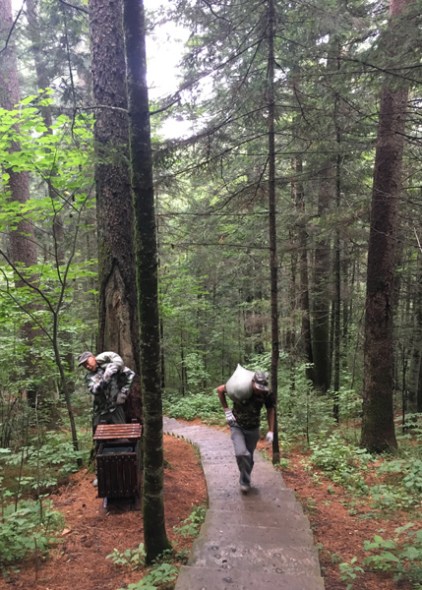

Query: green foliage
<box><xmin>338</xmin><ymin>524</ymin><xmax>422</xmax><ymax>589</ymax></box>
<box><xmin>401</xmin><ymin>415</ymin><xmax>422</xmax><ymax>439</ymax></box>
<box><xmin>277</xmin><ymin>362</ymin><xmax>337</xmax><ymax>442</ymax></box>
<box><xmin>0</xmin><ymin>418</ymin><xmax>88</xmax><ymax>508</ymax></box>
<box><xmin>368</xmin><ymin>457</ymin><xmax>422</xmax><ymax>510</ymax></box>
<box><xmin>0</xmin><ymin>499</ymin><xmax>64</xmax><ymax>565</ymax></box>
<box><xmin>0</xmin><ymin>394</ymin><xmax>35</xmax><ymax>449</ymax></box>
<box><xmin>402</xmin><ymin>460</ymin><xmax>422</xmax><ymax>493</ymax></box>
<box><xmin>117</xmin><ymin>563</ymin><xmax>179</xmax><ymax>590</ymax></box>
<box><xmin>163</xmin><ymin>391</ymin><xmax>223</xmax><ymax>424</ymax></box>
<box><xmin>107</xmin><ymin>544</ymin><xmax>146</xmax><ymax>570</ymax></box>
<box><xmin>309</xmin><ymin>434</ymin><xmax>372</xmax><ymax>492</ymax></box>
<box><xmin>108</xmin><ymin>507</ymin><xmax>206</xmax><ymax>587</ymax></box>
<box><xmin>368</xmin><ymin>484</ymin><xmax>416</xmax><ymax>512</ymax></box>
<box><xmin>338</xmin><ymin>556</ymin><xmax>364</xmax><ymax>590</ymax></box>
<box><xmin>0</xmin><ymin>94</ymin><xmax>97</xmax><ymax>405</ymax></box>
<box><xmin>180</xmin><ymin>352</ymin><xmax>210</xmax><ymax>393</ymax></box>
<box><xmin>336</xmin><ymin>386</ymin><xmax>363</xmax><ymax>422</ymax></box>
<box><xmin>27</xmin><ymin>431</ymin><xmax>85</xmax><ymax>471</ymax></box>
<box><xmin>110</xmin><ymin>546</ymin><xmax>178</xmax><ymax>590</ymax></box>
<box><xmin>174</xmin><ymin>505</ymin><xmax>206</xmax><ymax>538</ymax></box>
<box><xmin>363</xmin><ymin>525</ymin><xmax>422</xmax><ymax>585</ymax></box>
<box><xmin>304</xmin><ymin>431</ymin><xmax>422</xmax><ymax>588</ymax></box>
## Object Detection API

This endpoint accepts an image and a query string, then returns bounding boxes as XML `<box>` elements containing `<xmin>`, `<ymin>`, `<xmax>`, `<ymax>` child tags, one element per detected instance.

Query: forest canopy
<box><xmin>0</xmin><ymin>0</ymin><xmax>420</xmax><ymax>477</ymax></box>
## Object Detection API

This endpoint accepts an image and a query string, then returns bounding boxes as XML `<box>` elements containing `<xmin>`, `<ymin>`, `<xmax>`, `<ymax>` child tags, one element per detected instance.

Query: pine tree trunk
<box><xmin>292</xmin><ymin>156</ymin><xmax>314</xmax><ymax>376</ymax></box>
<box><xmin>266</xmin><ymin>0</ymin><xmax>280</xmax><ymax>463</ymax></box>
<box><xmin>407</xmin><ymin>259</ymin><xmax>422</xmax><ymax>414</ymax></box>
<box><xmin>89</xmin><ymin>0</ymin><xmax>141</xmax><ymax>420</ymax></box>
<box><xmin>123</xmin><ymin>0</ymin><xmax>171</xmax><ymax>563</ymax></box>
<box><xmin>333</xmin><ymin>120</ymin><xmax>343</xmax><ymax>421</ymax></box>
<box><xmin>312</xmin><ymin>163</ymin><xmax>332</xmax><ymax>392</ymax></box>
<box><xmin>361</xmin><ymin>0</ymin><xmax>411</xmax><ymax>452</ymax></box>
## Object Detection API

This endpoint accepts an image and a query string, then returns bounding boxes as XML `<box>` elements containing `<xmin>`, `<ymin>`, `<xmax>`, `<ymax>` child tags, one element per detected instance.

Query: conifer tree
<box><xmin>361</xmin><ymin>0</ymin><xmax>413</xmax><ymax>453</ymax></box>
<box><xmin>89</xmin><ymin>0</ymin><xmax>141</xmax><ymax>419</ymax></box>
<box><xmin>124</xmin><ymin>0</ymin><xmax>171</xmax><ymax>563</ymax></box>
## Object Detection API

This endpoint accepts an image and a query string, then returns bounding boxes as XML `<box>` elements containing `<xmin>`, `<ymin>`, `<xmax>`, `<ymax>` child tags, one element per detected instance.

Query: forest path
<box><xmin>163</xmin><ymin>417</ymin><xmax>325</xmax><ymax>590</ymax></box>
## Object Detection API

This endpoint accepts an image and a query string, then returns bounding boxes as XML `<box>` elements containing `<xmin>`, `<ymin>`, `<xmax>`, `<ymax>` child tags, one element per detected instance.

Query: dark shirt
<box><xmin>232</xmin><ymin>391</ymin><xmax>275</xmax><ymax>430</ymax></box>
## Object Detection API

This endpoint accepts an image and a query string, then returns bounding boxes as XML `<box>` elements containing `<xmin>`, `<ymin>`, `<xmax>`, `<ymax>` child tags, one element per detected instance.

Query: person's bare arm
<box><xmin>217</xmin><ymin>385</ymin><xmax>229</xmax><ymax>409</ymax></box>
<box><xmin>217</xmin><ymin>385</ymin><xmax>236</xmax><ymax>426</ymax></box>
<box><xmin>267</xmin><ymin>406</ymin><xmax>275</xmax><ymax>433</ymax></box>
<box><xmin>264</xmin><ymin>406</ymin><xmax>275</xmax><ymax>443</ymax></box>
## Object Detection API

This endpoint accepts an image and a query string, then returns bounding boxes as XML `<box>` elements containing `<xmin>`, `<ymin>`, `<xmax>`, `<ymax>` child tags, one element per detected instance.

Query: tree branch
<box><xmin>57</xmin><ymin>0</ymin><xmax>89</xmax><ymax>15</ymax></box>
<box><xmin>0</xmin><ymin>6</ymin><xmax>23</xmax><ymax>55</ymax></box>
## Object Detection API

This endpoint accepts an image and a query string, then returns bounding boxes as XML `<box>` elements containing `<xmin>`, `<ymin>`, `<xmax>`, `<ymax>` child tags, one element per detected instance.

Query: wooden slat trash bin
<box><xmin>94</xmin><ymin>423</ymin><xmax>142</xmax><ymax>500</ymax></box>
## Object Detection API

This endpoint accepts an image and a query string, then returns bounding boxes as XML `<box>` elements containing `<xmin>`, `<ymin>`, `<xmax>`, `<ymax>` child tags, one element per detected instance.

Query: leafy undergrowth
<box><xmin>277</xmin><ymin>433</ymin><xmax>422</xmax><ymax>590</ymax></box>
<box><xmin>0</xmin><ymin>435</ymin><xmax>207</xmax><ymax>590</ymax></box>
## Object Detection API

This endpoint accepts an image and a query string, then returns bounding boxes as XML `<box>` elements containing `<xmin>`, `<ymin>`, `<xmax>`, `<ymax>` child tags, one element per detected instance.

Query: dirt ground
<box><xmin>279</xmin><ymin>446</ymin><xmax>415</xmax><ymax>590</ymax></box>
<box><xmin>0</xmin><ymin>434</ymin><xmax>207</xmax><ymax>590</ymax></box>
<box><xmin>0</xmin><ymin>428</ymin><xmax>416</xmax><ymax>590</ymax></box>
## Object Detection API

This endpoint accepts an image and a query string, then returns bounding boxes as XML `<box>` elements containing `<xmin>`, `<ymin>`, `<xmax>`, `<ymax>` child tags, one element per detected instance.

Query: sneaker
<box><xmin>92</xmin><ymin>478</ymin><xmax>98</xmax><ymax>487</ymax></box>
<box><xmin>240</xmin><ymin>483</ymin><xmax>250</xmax><ymax>494</ymax></box>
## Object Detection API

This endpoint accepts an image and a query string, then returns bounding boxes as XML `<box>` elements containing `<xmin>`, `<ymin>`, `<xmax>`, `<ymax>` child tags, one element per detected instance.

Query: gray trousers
<box><xmin>230</xmin><ymin>425</ymin><xmax>260</xmax><ymax>486</ymax></box>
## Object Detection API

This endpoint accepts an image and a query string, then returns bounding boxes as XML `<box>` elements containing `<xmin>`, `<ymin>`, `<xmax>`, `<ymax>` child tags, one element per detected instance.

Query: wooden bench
<box><xmin>94</xmin><ymin>423</ymin><xmax>142</xmax><ymax>502</ymax></box>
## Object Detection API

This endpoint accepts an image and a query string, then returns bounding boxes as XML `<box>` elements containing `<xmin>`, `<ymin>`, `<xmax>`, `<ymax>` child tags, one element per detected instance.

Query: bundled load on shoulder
<box><xmin>224</xmin><ymin>364</ymin><xmax>255</xmax><ymax>402</ymax></box>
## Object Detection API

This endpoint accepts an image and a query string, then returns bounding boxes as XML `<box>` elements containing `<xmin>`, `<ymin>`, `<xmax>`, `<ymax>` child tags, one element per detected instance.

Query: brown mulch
<box><xmin>0</xmin><ymin>434</ymin><xmax>207</xmax><ymax>590</ymax></box>
<box><xmin>1</xmin><ymin>427</ymin><xmax>418</xmax><ymax>590</ymax></box>
<box><xmin>279</xmin><ymin>447</ymin><xmax>416</xmax><ymax>590</ymax></box>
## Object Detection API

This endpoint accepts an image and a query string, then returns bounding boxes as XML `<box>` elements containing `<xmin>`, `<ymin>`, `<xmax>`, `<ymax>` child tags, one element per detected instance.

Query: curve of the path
<box><xmin>164</xmin><ymin>417</ymin><xmax>325</xmax><ymax>590</ymax></box>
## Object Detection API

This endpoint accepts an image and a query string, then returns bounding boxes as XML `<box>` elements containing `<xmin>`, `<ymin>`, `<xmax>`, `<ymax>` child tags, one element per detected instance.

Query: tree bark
<box><xmin>361</xmin><ymin>0</ymin><xmax>411</xmax><ymax>452</ymax></box>
<box><xmin>292</xmin><ymin>156</ymin><xmax>314</xmax><ymax>375</ymax></box>
<box><xmin>406</xmin><ymin>257</ymin><xmax>422</xmax><ymax>414</ymax></box>
<box><xmin>123</xmin><ymin>0</ymin><xmax>172</xmax><ymax>563</ymax></box>
<box><xmin>89</xmin><ymin>0</ymin><xmax>141</xmax><ymax>420</ymax></box>
<box><xmin>312</xmin><ymin>163</ymin><xmax>333</xmax><ymax>393</ymax></box>
<box><xmin>266</xmin><ymin>0</ymin><xmax>280</xmax><ymax>463</ymax></box>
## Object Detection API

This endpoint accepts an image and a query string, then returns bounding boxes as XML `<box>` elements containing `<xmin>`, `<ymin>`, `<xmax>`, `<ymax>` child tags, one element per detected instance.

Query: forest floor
<box><xmin>0</xmin><ymin>424</ymin><xmax>417</xmax><ymax>590</ymax></box>
<box><xmin>280</xmin><ymin>446</ymin><xmax>415</xmax><ymax>590</ymax></box>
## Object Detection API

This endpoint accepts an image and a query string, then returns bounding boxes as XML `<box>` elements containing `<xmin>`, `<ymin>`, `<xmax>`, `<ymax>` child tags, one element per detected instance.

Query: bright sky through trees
<box><xmin>144</xmin><ymin>0</ymin><xmax>191</xmax><ymax>137</ymax></box>
<box><xmin>9</xmin><ymin>0</ymin><xmax>187</xmax><ymax>136</ymax></box>
<box><xmin>145</xmin><ymin>0</ymin><xmax>186</xmax><ymax>100</ymax></box>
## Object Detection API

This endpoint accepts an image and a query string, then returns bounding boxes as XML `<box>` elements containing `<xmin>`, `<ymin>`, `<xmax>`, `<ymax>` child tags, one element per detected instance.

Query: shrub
<box><xmin>0</xmin><ymin>499</ymin><xmax>64</xmax><ymax>565</ymax></box>
<box><xmin>163</xmin><ymin>392</ymin><xmax>222</xmax><ymax>424</ymax></box>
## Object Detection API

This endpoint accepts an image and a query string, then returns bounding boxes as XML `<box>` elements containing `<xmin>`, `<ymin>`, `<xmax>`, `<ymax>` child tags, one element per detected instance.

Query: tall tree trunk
<box><xmin>286</xmin><ymin>220</ymin><xmax>298</xmax><ymax>392</ymax></box>
<box><xmin>406</xmin><ymin>256</ymin><xmax>422</xmax><ymax>414</ymax></box>
<box><xmin>312</xmin><ymin>35</ymin><xmax>345</xmax><ymax>395</ymax></box>
<box><xmin>123</xmin><ymin>0</ymin><xmax>171</xmax><ymax>563</ymax></box>
<box><xmin>290</xmin><ymin>62</ymin><xmax>313</xmax><ymax>379</ymax></box>
<box><xmin>312</xmin><ymin>162</ymin><xmax>332</xmax><ymax>392</ymax></box>
<box><xmin>89</xmin><ymin>0</ymin><xmax>141</xmax><ymax>420</ymax></box>
<box><xmin>333</xmin><ymin>68</ymin><xmax>343</xmax><ymax>421</ymax></box>
<box><xmin>360</xmin><ymin>0</ymin><xmax>411</xmax><ymax>453</ymax></box>
<box><xmin>266</xmin><ymin>0</ymin><xmax>280</xmax><ymax>463</ymax></box>
<box><xmin>292</xmin><ymin>156</ymin><xmax>314</xmax><ymax>376</ymax></box>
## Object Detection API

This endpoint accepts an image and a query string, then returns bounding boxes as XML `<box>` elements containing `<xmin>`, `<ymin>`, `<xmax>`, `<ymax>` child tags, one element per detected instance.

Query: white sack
<box><xmin>225</xmin><ymin>364</ymin><xmax>254</xmax><ymax>402</ymax></box>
